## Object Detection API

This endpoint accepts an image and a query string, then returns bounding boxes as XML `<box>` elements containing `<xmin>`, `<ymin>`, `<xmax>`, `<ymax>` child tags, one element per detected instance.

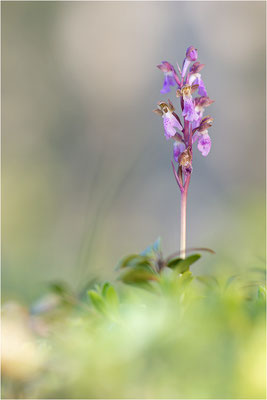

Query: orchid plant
<box><xmin>154</xmin><ymin>46</ymin><xmax>214</xmax><ymax>259</ymax></box>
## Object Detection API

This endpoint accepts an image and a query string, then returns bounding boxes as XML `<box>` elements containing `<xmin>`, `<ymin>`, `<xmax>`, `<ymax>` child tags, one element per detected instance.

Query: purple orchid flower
<box><xmin>189</xmin><ymin>73</ymin><xmax>207</xmax><ymax>97</ymax></box>
<box><xmin>178</xmin><ymin>147</ymin><xmax>193</xmax><ymax>176</ymax></box>
<box><xmin>157</xmin><ymin>61</ymin><xmax>177</xmax><ymax>94</ymax></box>
<box><xmin>192</xmin><ymin>96</ymin><xmax>214</xmax><ymax>129</ymax></box>
<box><xmin>193</xmin><ymin>116</ymin><xmax>213</xmax><ymax>156</ymax></box>
<box><xmin>176</xmin><ymin>84</ymin><xmax>199</xmax><ymax>122</ymax></box>
<box><xmin>153</xmin><ymin>101</ymin><xmax>183</xmax><ymax>140</ymax></box>
<box><xmin>163</xmin><ymin>113</ymin><xmax>182</xmax><ymax>139</ymax></box>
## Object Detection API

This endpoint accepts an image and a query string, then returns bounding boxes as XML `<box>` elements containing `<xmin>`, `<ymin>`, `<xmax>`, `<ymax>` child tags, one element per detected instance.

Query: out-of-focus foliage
<box><xmin>2</xmin><ymin>249</ymin><xmax>266</xmax><ymax>399</ymax></box>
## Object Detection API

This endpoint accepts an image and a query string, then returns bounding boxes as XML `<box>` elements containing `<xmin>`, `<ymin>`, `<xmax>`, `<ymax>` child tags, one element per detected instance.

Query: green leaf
<box><xmin>101</xmin><ymin>282</ymin><xmax>111</xmax><ymax>297</ymax></box>
<box><xmin>167</xmin><ymin>257</ymin><xmax>183</xmax><ymax>269</ymax></box>
<box><xmin>119</xmin><ymin>266</ymin><xmax>158</xmax><ymax>284</ymax></box>
<box><xmin>88</xmin><ymin>290</ymin><xmax>106</xmax><ymax>314</ymax></box>
<box><xmin>167</xmin><ymin>254</ymin><xmax>201</xmax><ymax>273</ymax></box>
<box><xmin>179</xmin><ymin>270</ymin><xmax>194</xmax><ymax>286</ymax></box>
<box><xmin>104</xmin><ymin>285</ymin><xmax>119</xmax><ymax>309</ymax></box>
<box><xmin>116</xmin><ymin>254</ymin><xmax>152</xmax><ymax>270</ymax></box>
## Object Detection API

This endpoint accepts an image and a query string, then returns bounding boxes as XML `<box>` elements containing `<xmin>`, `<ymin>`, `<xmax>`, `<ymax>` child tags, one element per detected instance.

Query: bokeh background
<box><xmin>2</xmin><ymin>1</ymin><xmax>266</xmax><ymax>303</ymax></box>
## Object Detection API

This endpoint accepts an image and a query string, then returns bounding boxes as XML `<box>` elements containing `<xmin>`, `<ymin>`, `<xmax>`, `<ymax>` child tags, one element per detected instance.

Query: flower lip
<box><xmin>197</xmin><ymin>132</ymin><xmax>211</xmax><ymax>156</ymax></box>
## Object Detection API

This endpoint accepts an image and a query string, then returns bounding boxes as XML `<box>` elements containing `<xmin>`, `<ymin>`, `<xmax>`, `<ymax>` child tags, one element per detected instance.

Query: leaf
<box><xmin>166</xmin><ymin>247</ymin><xmax>215</xmax><ymax>263</ymax></box>
<box><xmin>179</xmin><ymin>270</ymin><xmax>194</xmax><ymax>286</ymax></box>
<box><xmin>167</xmin><ymin>254</ymin><xmax>201</xmax><ymax>273</ymax></box>
<box><xmin>88</xmin><ymin>290</ymin><xmax>106</xmax><ymax>314</ymax></box>
<box><xmin>115</xmin><ymin>254</ymin><xmax>152</xmax><ymax>270</ymax></box>
<box><xmin>101</xmin><ymin>282</ymin><xmax>111</xmax><ymax>297</ymax></box>
<box><xmin>119</xmin><ymin>266</ymin><xmax>158</xmax><ymax>284</ymax></box>
<box><xmin>104</xmin><ymin>285</ymin><xmax>119</xmax><ymax>309</ymax></box>
<box><xmin>167</xmin><ymin>257</ymin><xmax>183</xmax><ymax>269</ymax></box>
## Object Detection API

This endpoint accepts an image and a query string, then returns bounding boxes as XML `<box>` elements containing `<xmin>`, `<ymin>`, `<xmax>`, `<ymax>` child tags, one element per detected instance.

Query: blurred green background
<box><xmin>2</xmin><ymin>1</ymin><xmax>266</xmax><ymax>303</ymax></box>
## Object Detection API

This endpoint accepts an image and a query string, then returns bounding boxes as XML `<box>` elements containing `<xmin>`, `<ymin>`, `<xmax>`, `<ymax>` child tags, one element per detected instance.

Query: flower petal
<box><xmin>173</xmin><ymin>141</ymin><xmax>186</xmax><ymax>162</ymax></box>
<box><xmin>163</xmin><ymin>113</ymin><xmax>182</xmax><ymax>139</ymax></box>
<box><xmin>160</xmin><ymin>73</ymin><xmax>176</xmax><ymax>94</ymax></box>
<box><xmin>182</xmin><ymin>98</ymin><xmax>199</xmax><ymax>122</ymax></box>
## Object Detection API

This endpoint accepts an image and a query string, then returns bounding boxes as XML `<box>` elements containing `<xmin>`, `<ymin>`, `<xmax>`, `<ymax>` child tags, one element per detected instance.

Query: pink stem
<box><xmin>183</xmin><ymin>119</ymin><xmax>190</xmax><ymax>147</ymax></box>
<box><xmin>180</xmin><ymin>175</ymin><xmax>191</xmax><ymax>259</ymax></box>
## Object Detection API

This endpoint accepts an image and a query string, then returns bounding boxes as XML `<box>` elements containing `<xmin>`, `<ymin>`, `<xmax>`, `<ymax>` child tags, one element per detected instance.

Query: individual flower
<box><xmin>157</xmin><ymin>61</ymin><xmax>177</xmax><ymax>94</ymax></box>
<box><xmin>154</xmin><ymin>100</ymin><xmax>183</xmax><ymax>140</ymax></box>
<box><xmin>176</xmin><ymin>85</ymin><xmax>199</xmax><ymax>122</ymax></box>
<box><xmin>173</xmin><ymin>139</ymin><xmax>186</xmax><ymax>162</ymax></box>
<box><xmin>192</xmin><ymin>96</ymin><xmax>214</xmax><ymax>130</ymax></box>
<box><xmin>193</xmin><ymin>116</ymin><xmax>213</xmax><ymax>157</ymax></box>
<box><xmin>181</xmin><ymin>46</ymin><xmax>198</xmax><ymax>78</ymax></box>
<box><xmin>189</xmin><ymin>73</ymin><xmax>207</xmax><ymax>96</ymax></box>
<box><xmin>178</xmin><ymin>147</ymin><xmax>192</xmax><ymax>175</ymax></box>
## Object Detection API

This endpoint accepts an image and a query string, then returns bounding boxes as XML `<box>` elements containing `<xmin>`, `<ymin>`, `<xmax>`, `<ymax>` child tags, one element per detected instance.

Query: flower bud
<box><xmin>186</xmin><ymin>46</ymin><xmax>198</xmax><ymax>61</ymax></box>
<box><xmin>181</xmin><ymin>46</ymin><xmax>198</xmax><ymax>78</ymax></box>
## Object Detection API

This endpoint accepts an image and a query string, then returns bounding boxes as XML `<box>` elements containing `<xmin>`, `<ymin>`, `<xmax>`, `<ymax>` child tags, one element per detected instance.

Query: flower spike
<box><xmin>154</xmin><ymin>46</ymin><xmax>214</xmax><ymax>257</ymax></box>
